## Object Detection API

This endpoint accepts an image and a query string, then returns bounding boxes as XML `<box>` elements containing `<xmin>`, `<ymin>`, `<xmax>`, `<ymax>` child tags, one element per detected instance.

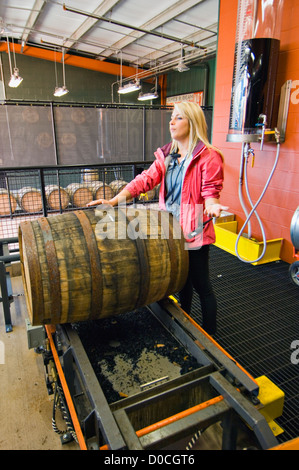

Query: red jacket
<box><xmin>125</xmin><ymin>141</ymin><xmax>224</xmax><ymax>248</ymax></box>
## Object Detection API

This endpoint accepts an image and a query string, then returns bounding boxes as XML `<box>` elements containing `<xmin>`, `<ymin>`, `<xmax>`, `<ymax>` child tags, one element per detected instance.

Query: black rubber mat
<box><xmin>190</xmin><ymin>244</ymin><xmax>299</xmax><ymax>444</ymax></box>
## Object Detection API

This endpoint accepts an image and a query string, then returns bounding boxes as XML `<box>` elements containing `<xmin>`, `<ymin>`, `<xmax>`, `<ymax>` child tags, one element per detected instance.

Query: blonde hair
<box><xmin>170</xmin><ymin>101</ymin><xmax>224</xmax><ymax>160</ymax></box>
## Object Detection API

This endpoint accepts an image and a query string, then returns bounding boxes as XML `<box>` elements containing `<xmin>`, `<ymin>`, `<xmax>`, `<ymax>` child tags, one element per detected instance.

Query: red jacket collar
<box><xmin>160</xmin><ymin>140</ymin><xmax>206</xmax><ymax>159</ymax></box>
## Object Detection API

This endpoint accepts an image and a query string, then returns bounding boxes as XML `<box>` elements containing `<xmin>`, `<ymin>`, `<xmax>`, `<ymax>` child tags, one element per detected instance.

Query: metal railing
<box><xmin>0</xmin><ymin>161</ymin><xmax>158</xmax><ymax>239</ymax></box>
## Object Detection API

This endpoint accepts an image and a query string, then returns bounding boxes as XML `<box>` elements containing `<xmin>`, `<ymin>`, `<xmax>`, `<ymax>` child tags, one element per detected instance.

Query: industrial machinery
<box><xmin>0</xmin><ymin>236</ymin><xmax>20</xmax><ymax>332</ymax></box>
<box><xmin>289</xmin><ymin>206</ymin><xmax>299</xmax><ymax>286</ymax></box>
<box><xmin>227</xmin><ymin>0</ymin><xmax>291</xmax><ymax>264</ymax></box>
<box><xmin>27</xmin><ymin>297</ymin><xmax>285</xmax><ymax>451</ymax></box>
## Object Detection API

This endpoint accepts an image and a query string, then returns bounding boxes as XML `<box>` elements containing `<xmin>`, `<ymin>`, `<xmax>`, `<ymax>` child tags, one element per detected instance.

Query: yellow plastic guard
<box><xmin>214</xmin><ymin>222</ymin><xmax>283</xmax><ymax>265</ymax></box>
<box><xmin>256</xmin><ymin>375</ymin><xmax>285</xmax><ymax>436</ymax></box>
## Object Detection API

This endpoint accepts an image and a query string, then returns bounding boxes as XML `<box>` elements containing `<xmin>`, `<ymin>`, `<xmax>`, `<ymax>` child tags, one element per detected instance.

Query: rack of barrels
<box><xmin>0</xmin><ymin>169</ymin><xmax>158</xmax><ymax>216</ymax></box>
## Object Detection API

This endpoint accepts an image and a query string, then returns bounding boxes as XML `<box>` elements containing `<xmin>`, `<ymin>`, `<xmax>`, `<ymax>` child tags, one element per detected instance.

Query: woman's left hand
<box><xmin>204</xmin><ymin>203</ymin><xmax>229</xmax><ymax>218</ymax></box>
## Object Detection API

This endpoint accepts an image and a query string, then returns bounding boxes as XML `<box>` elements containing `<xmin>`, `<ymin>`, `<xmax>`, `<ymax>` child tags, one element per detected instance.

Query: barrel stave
<box><xmin>19</xmin><ymin>207</ymin><xmax>188</xmax><ymax>325</ymax></box>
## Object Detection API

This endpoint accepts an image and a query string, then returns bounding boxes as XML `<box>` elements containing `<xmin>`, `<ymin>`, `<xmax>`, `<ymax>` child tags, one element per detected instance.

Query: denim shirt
<box><xmin>165</xmin><ymin>155</ymin><xmax>189</xmax><ymax>220</ymax></box>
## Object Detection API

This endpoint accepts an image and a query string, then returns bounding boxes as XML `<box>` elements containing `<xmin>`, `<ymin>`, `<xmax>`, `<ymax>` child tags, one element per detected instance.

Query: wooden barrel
<box><xmin>18</xmin><ymin>187</ymin><xmax>43</xmax><ymax>213</ymax></box>
<box><xmin>82</xmin><ymin>169</ymin><xmax>99</xmax><ymax>183</ymax></box>
<box><xmin>45</xmin><ymin>185</ymin><xmax>70</xmax><ymax>210</ymax></box>
<box><xmin>88</xmin><ymin>181</ymin><xmax>114</xmax><ymax>200</ymax></box>
<box><xmin>109</xmin><ymin>180</ymin><xmax>128</xmax><ymax>196</ymax></box>
<box><xmin>66</xmin><ymin>183</ymin><xmax>93</xmax><ymax>207</ymax></box>
<box><xmin>0</xmin><ymin>189</ymin><xmax>17</xmax><ymax>215</ymax></box>
<box><xmin>18</xmin><ymin>207</ymin><xmax>189</xmax><ymax>326</ymax></box>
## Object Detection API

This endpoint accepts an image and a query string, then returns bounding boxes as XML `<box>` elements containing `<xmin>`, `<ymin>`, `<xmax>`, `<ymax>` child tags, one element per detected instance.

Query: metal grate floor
<box><xmin>190</xmin><ymin>245</ymin><xmax>299</xmax><ymax>444</ymax></box>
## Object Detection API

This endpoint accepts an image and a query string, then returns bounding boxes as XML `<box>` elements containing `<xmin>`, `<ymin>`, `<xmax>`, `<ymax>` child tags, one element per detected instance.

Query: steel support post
<box><xmin>210</xmin><ymin>371</ymin><xmax>279</xmax><ymax>449</ymax></box>
<box><xmin>0</xmin><ymin>261</ymin><xmax>13</xmax><ymax>332</ymax></box>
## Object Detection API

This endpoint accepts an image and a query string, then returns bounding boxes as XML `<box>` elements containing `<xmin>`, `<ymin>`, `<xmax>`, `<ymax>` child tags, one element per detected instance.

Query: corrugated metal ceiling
<box><xmin>0</xmin><ymin>0</ymin><xmax>219</xmax><ymax>78</ymax></box>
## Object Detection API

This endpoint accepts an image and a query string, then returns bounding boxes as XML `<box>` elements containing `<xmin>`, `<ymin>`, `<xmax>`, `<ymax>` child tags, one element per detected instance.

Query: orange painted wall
<box><xmin>212</xmin><ymin>0</ymin><xmax>299</xmax><ymax>264</ymax></box>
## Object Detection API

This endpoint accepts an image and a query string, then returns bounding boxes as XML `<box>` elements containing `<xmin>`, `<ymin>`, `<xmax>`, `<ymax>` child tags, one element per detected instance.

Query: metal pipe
<box><xmin>0</xmin><ymin>54</ymin><xmax>6</xmax><ymax>100</ymax></box>
<box><xmin>0</xmin><ymin>237</ymin><xmax>18</xmax><ymax>244</ymax></box>
<box><xmin>0</xmin><ymin>254</ymin><xmax>20</xmax><ymax>263</ymax></box>
<box><xmin>38</xmin><ymin>168</ymin><xmax>48</xmax><ymax>217</ymax></box>
<box><xmin>63</xmin><ymin>4</ymin><xmax>201</xmax><ymax>49</ymax></box>
<box><xmin>137</xmin><ymin>395</ymin><xmax>224</xmax><ymax>438</ymax></box>
<box><xmin>100</xmin><ymin>395</ymin><xmax>224</xmax><ymax>450</ymax></box>
<box><xmin>142</xmin><ymin>107</ymin><xmax>146</xmax><ymax>161</ymax></box>
<box><xmin>50</xmin><ymin>102</ymin><xmax>59</xmax><ymax>165</ymax></box>
<box><xmin>235</xmin><ymin>140</ymin><xmax>281</xmax><ymax>264</ymax></box>
<box><xmin>111</xmin><ymin>46</ymin><xmax>210</xmax><ymax>91</ymax></box>
<box><xmin>202</xmin><ymin>63</ymin><xmax>208</xmax><ymax>106</ymax></box>
<box><xmin>239</xmin><ymin>143</ymin><xmax>252</xmax><ymax>238</ymax></box>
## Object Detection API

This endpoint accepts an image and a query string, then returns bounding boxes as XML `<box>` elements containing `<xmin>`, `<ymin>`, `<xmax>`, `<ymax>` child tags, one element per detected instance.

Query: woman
<box><xmin>87</xmin><ymin>102</ymin><xmax>228</xmax><ymax>335</ymax></box>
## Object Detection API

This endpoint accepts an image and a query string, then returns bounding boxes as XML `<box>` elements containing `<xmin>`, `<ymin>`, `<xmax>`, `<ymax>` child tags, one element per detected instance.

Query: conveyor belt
<box><xmin>190</xmin><ymin>245</ymin><xmax>299</xmax><ymax>444</ymax></box>
<box><xmin>72</xmin><ymin>307</ymin><xmax>201</xmax><ymax>404</ymax></box>
<box><xmin>31</xmin><ymin>242</ymin><xmax>298</xmax><ymax>449</ymax></box>
<box><xmin>44</xmin><ymin>299</ymin><xmax>283</xmax><ymax>450</ymax></box>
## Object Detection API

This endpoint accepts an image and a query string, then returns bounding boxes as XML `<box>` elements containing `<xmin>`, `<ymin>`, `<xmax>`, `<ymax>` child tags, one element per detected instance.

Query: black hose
<box><xmin>52</xmin><ymin>382</ymin><xmax>78</xmax><ymax>443</ymax></box>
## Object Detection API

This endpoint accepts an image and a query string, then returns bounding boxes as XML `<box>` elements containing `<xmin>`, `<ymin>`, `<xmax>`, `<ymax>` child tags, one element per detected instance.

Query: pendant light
<box><xmin>174</xmin><ymin>44</ymin><xmax>190</xmax><ymax>72</ymax></box>
<box><xmin>54</xmin><ymin>47</ymin><xmax>69</xmax><ymax>97</ymax></box>
<box><xmin>118</xmin><ymin>80</ymin><xmax>141</xmax><ymax>94</ymax></box>
<box><xmin>117</xmin><ymin>52</ymin><xmax>141</xmax><ymax>94</ymax></box>
<box><xmin>138</xmin><ymin>76</ymin><xmax>159</xmax><ymax>101</ymax></box>
<box><xmin>7</xmin><ymin>36</ymin><xmax>23</xmax><ymax>88</ymax></box>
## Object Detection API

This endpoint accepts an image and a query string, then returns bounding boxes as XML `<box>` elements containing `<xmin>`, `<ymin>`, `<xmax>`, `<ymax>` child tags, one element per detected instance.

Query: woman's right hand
<box><xmin>86</xmin><ymin>189</ymin><xmax>132</xmax><ymax>208</ymax></box>
<box><xmin>86</xmin><ymin>199</ymin><xmax>112</xmax><ymax>207</ymax></box>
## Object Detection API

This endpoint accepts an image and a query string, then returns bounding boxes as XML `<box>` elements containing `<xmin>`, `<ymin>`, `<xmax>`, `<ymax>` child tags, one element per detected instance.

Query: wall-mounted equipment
<box><xmin>226</xmin><ymin>0</ymin><xmax>291</xmax><ymax>264</ymax></box>
<box><xmin>227</xmin><ymin>0</ymin><xmax>284</xmax><ymax>145</ymax></box>
<box><xmin>289</xmin><ymin>206</ymin><xmax>299</xmax><ymax>286</ymax></box>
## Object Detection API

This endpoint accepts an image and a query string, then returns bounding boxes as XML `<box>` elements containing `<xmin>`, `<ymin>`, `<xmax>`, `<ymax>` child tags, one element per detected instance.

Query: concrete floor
<box><xmin>0</xmin><ymin>274</ymin><xmax>79</xmax><ymax>450</ymax></box>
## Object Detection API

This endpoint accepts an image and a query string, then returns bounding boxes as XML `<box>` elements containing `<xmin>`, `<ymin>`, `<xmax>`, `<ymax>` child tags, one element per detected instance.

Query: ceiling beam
<box><xmin>21</xmin><ymin>0</ymin><xmax>46</xmax><ymax>47</ymax></box>
<box><xmin>96</xmin><ymin>0</ymin><xmax>206</xmax><ymax>61</ymax></box>
<box><xmin>63</xmin><ymin>0</ymin><xmax>203</xmax><ymax>53</ymax></box>
<box><xmin>62</xmin><ymin>0</ymin><xmax>121</xmax><ymax>51</ymax></box>
<box><xmin>137</xmin><ymin>23</ymin><xmax>218</xmax><ymax>66</ymax></box>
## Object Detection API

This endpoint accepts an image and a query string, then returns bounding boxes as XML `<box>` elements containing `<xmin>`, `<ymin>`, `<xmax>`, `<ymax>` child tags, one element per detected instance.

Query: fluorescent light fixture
<box><xmin>118</xmin><ymin>79</ymin><xmax>141</xmax><ymax>94</ymax></box>
<box><xmin>138</xmin><ymin>91</ymin><xmax>159</xmax><ymax>101</ymax></box>
<box><xmin>54</xmin><ymin>85</ymin><xmax>69</xmax><ymax>97</ymax></box>
<box><xmin>9</xmin><ymin>68</ymin><xmax>23</xmax><ymax>88</ymax></box>
<box><xmin>138</xmin><ymin>76</ymin><xmax>159</xmax><ymax>101</ymax></box>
